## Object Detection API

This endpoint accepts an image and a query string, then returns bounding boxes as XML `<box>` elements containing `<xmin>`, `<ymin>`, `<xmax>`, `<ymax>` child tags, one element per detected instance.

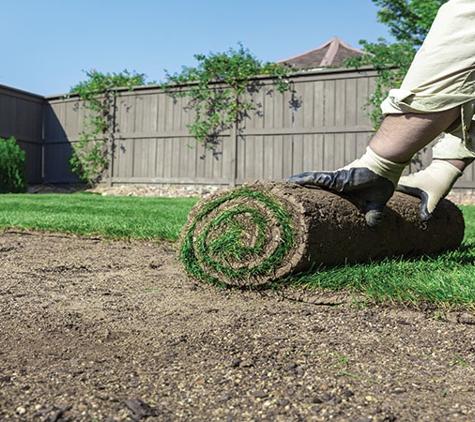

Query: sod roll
<box><xmin>180</xmin><ymin>180</ymin><xmax>465</xmax><ymax>286</ymax></box>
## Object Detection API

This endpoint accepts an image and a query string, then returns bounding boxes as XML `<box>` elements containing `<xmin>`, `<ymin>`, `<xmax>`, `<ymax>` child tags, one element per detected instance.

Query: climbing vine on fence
<box><xmin>68</xmin><ymin>69</ymin><xmax>152</xmax><ymax>185</ymax></box>
<box><xmin>162</xmin><ymin>44</ymin><xmax>292</xmax><ymax>150</ymax></box>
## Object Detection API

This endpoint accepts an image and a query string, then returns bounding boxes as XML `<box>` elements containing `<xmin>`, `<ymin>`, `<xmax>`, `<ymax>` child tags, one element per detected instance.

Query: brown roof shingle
<box><xmin>277</xmin><ymin>36</ymin><xmax>366</xmax><ymax>70</ymax></box>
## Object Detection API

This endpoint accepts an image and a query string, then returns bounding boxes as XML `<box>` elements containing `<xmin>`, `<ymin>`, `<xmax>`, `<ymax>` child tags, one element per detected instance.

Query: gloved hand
<box><xmin>396</xmin><ymin>160</ymin><xmax>462</xmax><ymax>221</ymax></box>
<box><xmin>286</xmin><ymin>147</ymin><xmax>408</xmax><ymax>228</ymax></box>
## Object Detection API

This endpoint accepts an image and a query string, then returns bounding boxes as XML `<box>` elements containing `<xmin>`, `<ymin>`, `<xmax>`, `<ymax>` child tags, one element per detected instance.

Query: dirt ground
<box><xmin>1</xmin><ymin>229</ymin><xmax>475</xmax><ymax>422</ymax></box>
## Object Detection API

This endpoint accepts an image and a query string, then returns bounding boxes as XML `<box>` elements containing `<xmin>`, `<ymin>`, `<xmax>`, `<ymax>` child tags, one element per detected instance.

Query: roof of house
<box><xmin>277</xmin><ymin>36</ymin><xmax>366</xmax><ymax>70</ymax></box>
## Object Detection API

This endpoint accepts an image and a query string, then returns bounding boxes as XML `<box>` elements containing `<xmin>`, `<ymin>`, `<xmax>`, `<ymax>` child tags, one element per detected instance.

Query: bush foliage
<box><xmin>0</xmin><ymin>136</ymin><xmax>27</xmax><ymax>193</ymax></box>
<box><xmin>68</xmin><ymin>69</ymin><xmax>153</xmax><ymax>185</ymax></box>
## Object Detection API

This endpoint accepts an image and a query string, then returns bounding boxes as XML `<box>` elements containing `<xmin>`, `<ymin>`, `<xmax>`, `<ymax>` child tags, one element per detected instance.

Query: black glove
<box><xmin>286</xmin><ymin>147</ymin><xmax>407</xmax><ymax>228</ymax></box>
<box><xmin>287</xmin><ymin>167</ymin><xmax>395</xmax><ymax>228</ymax></box>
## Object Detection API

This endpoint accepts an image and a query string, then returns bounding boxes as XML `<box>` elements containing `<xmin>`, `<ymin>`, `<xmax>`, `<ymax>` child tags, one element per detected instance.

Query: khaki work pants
<box><xmin>381</xmin><ymin>0</ymin><xmax>475</xmax><ymax>159</ymax></box>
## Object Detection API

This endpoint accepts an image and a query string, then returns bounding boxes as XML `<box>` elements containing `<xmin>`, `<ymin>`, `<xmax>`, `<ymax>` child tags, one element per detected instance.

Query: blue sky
<box><xmin>2</xmin><ymin>0</ymin><xmax>392</xmax><ymax>96</ymax></box>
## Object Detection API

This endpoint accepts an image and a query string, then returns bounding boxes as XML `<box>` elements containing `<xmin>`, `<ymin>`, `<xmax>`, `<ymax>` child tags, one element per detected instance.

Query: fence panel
<box><xmin>234</xmin><ymin>69</ymin><xmax>378</xmax><ymax>183</ymax></box>
<box><xmin>110</xmin><ymin>88</ymin><xmax>233</xmax><ymax>185</ymax></box>
<box><xmin>43</xmin><ymin>97</ymin><xmax>84</xmax><ymax>183</ymax></box>
<box><xmin>0</xmin><ymin>85</ymin><xmax>44</xmax><ymax>184</ymax></box>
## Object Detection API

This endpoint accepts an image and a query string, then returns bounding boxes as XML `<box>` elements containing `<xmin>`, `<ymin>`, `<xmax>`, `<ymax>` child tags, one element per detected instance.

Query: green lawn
<box><xmin>1</xmin><ymin>192</ymin><xmax>474</xmax><ymax>308</ymax></box>
<box><xmin>0</xmin><ymin>192</ymin><xmax>199</xmax><ymax>241</ymax></box>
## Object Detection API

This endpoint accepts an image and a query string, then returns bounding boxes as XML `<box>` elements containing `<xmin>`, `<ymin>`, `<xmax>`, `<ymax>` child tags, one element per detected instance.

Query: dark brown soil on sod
<box><xmin>1</xmin><ymin>230</ymin><xmax>475</xmax><ymax>421</ymax></box>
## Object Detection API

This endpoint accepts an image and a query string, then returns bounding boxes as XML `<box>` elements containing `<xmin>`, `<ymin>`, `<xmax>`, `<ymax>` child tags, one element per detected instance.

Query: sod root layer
<box><xmin>180</xmin><ymin>181</ymin><xmax>465</xmax><ymax>287</ymax></box>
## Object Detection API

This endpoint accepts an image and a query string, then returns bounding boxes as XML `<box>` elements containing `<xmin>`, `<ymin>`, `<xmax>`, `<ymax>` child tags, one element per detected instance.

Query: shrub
<box><xmin>0</xmin><ymin>136</ymin><xmax>27</xmax><ymax>193</ymax></box>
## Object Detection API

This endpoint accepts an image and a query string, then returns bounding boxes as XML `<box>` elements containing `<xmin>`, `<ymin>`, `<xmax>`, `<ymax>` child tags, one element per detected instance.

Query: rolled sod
<box><xmin>180</xmin><ymin>181</ymin><xmax>465</xmax><ymax>287</ymax></box>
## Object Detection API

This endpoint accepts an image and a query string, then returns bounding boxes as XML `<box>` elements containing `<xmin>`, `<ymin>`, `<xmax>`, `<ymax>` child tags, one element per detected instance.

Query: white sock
<box><xmin>342</xmin><ymin>147</ymin><xmax>408</xmax><ymax>187</ymax></box>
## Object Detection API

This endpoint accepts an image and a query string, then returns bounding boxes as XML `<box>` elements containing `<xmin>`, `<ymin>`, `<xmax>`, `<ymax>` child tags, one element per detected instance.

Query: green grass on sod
<box><xmin>1</xmin><ymin>193</ymin><xmax>474</xmax><ymax>307</ymax></box>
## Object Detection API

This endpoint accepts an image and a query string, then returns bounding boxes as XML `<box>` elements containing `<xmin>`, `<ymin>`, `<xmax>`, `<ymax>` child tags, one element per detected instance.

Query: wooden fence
<box><xmin>0</xmin><ymin>85</ymin><xmax>44</xmax><ymax>184</ymax></box>
<box><xmin>43</xmin><ymin>67</ymin><xmax>391</xmax><ymax>186</ymax></box>
<box><xmin>3</xmin><ymin>67</ymin><xmax>475</xmax><ymax>189</ymax></box>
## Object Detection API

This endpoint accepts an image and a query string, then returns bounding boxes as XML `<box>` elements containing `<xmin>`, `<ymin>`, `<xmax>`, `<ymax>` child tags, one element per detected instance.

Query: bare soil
<box><xmin>2</xmin><ymin>229</ymin><xmax>475</xmax><ymax>421</ymax></box>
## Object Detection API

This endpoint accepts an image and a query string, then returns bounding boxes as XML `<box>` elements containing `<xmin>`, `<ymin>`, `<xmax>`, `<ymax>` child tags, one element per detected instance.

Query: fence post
<box><xmin>229</xmin><ymin>119</ymin><xmax>238</xmax><ymax>188</ymax></box>
<box><xmin>106</xmin><ymin>92</ymin><xmax>117</xmax><ymax>187</ymax></box>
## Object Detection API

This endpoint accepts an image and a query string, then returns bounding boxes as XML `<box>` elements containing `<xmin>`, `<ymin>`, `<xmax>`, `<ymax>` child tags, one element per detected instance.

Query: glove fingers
<box><xmin>396</xmin><ymin>185</ymin><xmax>432</xmax><ymax>221</ymax></box>
<box><xmin>286</xmin><ymin>168</ymin><xmax>386</xmax><ymax>192</ymax></box>
<box><xmin>286</xmin><ymin>172</ymin><xmax>325</xmax><ymax>186</ymax></box>
<box><xmin>363</xmin><ymin>202</ymin><xmax>386</xmax><ymax>228</ymax></box>
<box><xmin>285</xmin><ymin>171</ymin><xmax>343</xmax><ymax>191</ymax></box>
